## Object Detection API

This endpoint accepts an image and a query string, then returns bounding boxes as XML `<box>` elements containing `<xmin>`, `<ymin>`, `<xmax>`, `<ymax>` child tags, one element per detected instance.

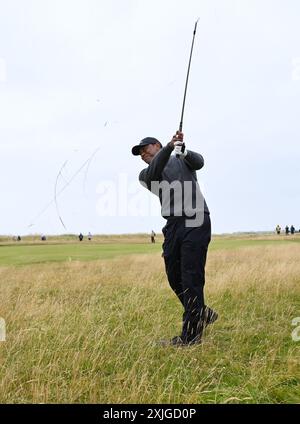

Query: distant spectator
<box><xmin>41</xmin><ymin>234</ymin><xmax>47</xmax><ymax>241</ymax></box>
<box><xmin>17</xmin><ymin>235</ymin><xmax>21</xmax><ymax>241</ymax></box>
<box><xmin>291</xmin><ymin>225</ymin><xmax>295</xmax><ymax>235</ymax></box>
<box><xmin>275</xmin><ymin>225</ymin><xmax>281</xmax><ymax>235</ymax></box>
<box><xmin>79</xmin><ymin>233</ymin><xmax>83</xmax><ymax>242</ymax></box>
<box><xmin>151</xmin><ymin>230</ymin><xmax>156</xmax><ymax>244</ymax></box>
<box><xmin>88</xmin><ymin>232</ymin><xmax>92</xmax><ymax>241</ymax></box>
<box><xmin>285</xmin><ymin>226</ymin><xmax>290</xmax><ymax>235</ymax></box>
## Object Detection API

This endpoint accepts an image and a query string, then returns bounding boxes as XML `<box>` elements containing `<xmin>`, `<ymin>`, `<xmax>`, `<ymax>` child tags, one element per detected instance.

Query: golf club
<box><xmin>176</xmin><ymin>19</ymin><xmax>199</xmax><ymax>158</ymax></box>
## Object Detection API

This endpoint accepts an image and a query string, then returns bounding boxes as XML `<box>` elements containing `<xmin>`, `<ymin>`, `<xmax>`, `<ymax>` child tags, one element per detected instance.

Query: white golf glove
<box><xmin>174</xmin><ymin>141</ymin><xmax>187</xmax><ymax>157</ymax></box>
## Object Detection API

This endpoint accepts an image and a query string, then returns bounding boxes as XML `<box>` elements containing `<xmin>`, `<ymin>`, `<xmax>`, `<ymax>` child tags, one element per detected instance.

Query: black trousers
<box><xmin>162</xmin><ymin>213</ymin><xmax>211</xmax><ymax>342</ymax></box>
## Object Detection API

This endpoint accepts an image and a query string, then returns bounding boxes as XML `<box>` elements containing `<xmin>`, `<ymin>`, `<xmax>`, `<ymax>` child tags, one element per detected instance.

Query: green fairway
<box><xmin>211</xmin><ymin>236</ymin><xmax>300</xmax><ymax>250</ymax></box>
<box><xmin>1</xmin><ymin>235</ymin><xmax>300</xmax><ymax>266</ymax></box>
<box><xmin>0</xmin><ymin>242</ymin><xmax>161</xmax><ymax>266</ymax></box>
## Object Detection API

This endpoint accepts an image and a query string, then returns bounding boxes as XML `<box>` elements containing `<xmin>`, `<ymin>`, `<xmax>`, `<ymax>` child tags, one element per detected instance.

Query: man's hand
<box><xmin>169</xmin><ymin>131</ymin><xmax>187</xmax><ymax>157</ymax></box>
<box><xmin>174</xmin><ymin>140</ymin><xmax>187</xmax><ymax>157</ymax></box>
<box><xmin>169</xmin><ymin>130</ymin><xmax>184</xmax><ymax>148</ymax></box>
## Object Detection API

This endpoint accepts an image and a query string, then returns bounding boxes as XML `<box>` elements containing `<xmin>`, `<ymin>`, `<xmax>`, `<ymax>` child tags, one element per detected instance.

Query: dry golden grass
<box><xmin>0</xmin><ymin>242</ymin><xmax>299</xmax><ymax>403</ymax></box>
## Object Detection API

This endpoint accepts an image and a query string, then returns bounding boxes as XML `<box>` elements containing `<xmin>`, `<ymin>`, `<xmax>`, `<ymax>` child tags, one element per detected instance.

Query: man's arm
<box><xmin>183</xmin><ymin>150</ymin><xmax>204</xmax><ymax>170</ymax></box>
<box><xmin>139</xmin><ymin>143</ymin><xmax>173</xmax><ymax>188</ymax></box>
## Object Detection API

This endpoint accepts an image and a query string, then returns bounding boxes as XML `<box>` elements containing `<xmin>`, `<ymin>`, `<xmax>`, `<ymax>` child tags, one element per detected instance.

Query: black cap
<box><xmin>131</xmin><ymin>137</ymin><xmax>162</xmax><ymax>156</ymax></box>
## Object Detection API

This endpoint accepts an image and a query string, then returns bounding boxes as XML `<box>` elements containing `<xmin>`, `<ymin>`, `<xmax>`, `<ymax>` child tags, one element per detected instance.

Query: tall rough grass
<box><xmin>0</xmin><ymin>243</ymin><xmax>299</xmax><ymax>403</ymax></box>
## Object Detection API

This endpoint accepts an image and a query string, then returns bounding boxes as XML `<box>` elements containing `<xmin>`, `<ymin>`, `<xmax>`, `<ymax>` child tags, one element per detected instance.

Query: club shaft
<box><xmin>179</xmin><ymin>20</ymin><xmax>199</xmax><ymax>133</ymax></box>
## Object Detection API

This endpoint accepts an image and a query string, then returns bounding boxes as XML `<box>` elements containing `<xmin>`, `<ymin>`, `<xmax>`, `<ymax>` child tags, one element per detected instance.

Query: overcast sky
<box><xmin>1</xmin><ymin>0</ymin><xmax>300</xmax><ymax>235</ymax></box>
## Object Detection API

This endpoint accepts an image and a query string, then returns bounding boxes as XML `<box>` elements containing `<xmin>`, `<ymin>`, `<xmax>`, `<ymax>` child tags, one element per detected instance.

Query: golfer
<box><xmin>132</xmin><ymin>131</ymin><xmax>217</xmax><ymax>346</ymax></box>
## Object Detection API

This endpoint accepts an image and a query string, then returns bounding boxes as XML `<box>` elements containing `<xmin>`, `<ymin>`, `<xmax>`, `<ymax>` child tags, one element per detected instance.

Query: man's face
<box><xmin>140</xmin><ymin>143</ymin><xmax>161</xmax><ymax>164</ymax></box>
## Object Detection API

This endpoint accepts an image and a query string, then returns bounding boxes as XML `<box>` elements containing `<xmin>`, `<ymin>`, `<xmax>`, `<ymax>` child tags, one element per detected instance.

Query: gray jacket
<box><xmin>139</xmin><ymin>143</ymin><xmax>209</xmax><ymax>219</ymax></box>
